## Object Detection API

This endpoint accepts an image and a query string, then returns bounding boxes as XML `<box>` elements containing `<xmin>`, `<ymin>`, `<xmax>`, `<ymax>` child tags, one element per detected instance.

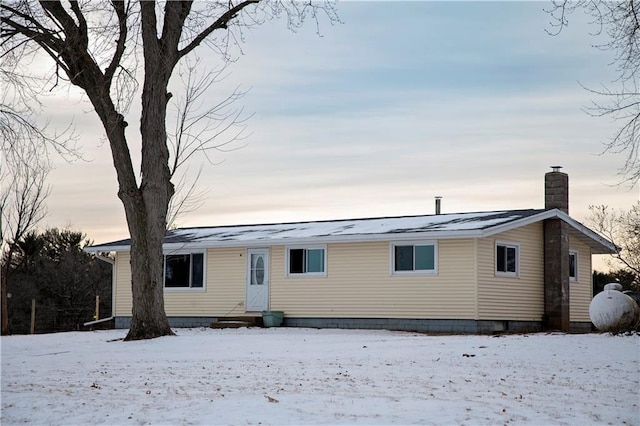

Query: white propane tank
<box><xmin>589</xmin><ymin>283</ymin><xmax>640</xmax><ymax>331</ymax></box>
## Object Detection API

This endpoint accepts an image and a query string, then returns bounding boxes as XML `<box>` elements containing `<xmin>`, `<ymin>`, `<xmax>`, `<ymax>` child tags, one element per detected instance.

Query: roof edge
<box><xmin>83</xmin><ymin>208</ymin><xmax>617</xmax><ymax>254</ymax></box>
<box><xmin>482</xmin><ymin>209</ymin><xmax>617</xmax><ymax>254</ymax></box>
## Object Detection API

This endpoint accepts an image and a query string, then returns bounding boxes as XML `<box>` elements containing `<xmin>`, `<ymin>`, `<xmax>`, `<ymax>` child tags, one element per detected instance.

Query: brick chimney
<box><xmin>543</xmin><ymin>166</ymin><xmax>570</xmax><ymax>332</ymax></box>
<box><xmin>545</xmin><ymin>166</ymin><xmax>568</xmax><ymax>213</ymax></box>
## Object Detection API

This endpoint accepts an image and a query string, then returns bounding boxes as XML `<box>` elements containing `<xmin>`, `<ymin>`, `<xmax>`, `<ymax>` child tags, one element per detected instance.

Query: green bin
<box><xmin>262</xmin><ymin>310</ymin><xmax>284</xmax><ymax>327</ymax></box>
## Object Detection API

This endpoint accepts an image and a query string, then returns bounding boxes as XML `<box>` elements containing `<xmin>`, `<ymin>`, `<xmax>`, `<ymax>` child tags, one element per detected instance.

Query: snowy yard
<box><xmin>1</xmin><ymin>328</ymin><xmax>639</xmax><ymax>425</ymax></box>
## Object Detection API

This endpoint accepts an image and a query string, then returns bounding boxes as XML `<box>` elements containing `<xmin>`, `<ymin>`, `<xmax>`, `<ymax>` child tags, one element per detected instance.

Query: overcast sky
<box><xmin>41</xmin><ymin>1</ymin><xmax>638</xmax><ymax>255</ymax></box>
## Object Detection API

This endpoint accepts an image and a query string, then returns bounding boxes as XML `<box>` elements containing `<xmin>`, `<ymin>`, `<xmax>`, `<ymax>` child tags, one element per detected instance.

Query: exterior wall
<box><xmin>284</xmin><ymin>317</ymin><xmax>541</xmax><ymax>334</ymax></box>
<box><xmin>269</xmin><ymin>240</ymin><xmax>477</xmax><ymax>319</ymax></box>
<box><xmin>163</xmin><ymin>247</ymin><xmax>248</xmax><ymax>317</ymax></box>
<box><xmin>112</xmin><ymin>315</ymin><xmax>543</xmax><ymax>334</ymax></box>
<box><xmin>114</xmin><ymin>248</ymin><xmax>253</xmax><ymax>318</ymax></box>
<box><xmin>114</xmin><ymin>252</ymin><xmax>132</xmax><ymax>317</ymax></box>
<box><xmin>569</xmin><ymin>237</ymin><xmax>593</xmax><ymax>323</ymax></box>
<box><xmin>477</xmin><ymin>223</ymin><xmax>545</xmax><ymax>321</ymax></box>
<box><xmin>115</xmin><ymin>316</ymin><xmax>215</xmax><ymax>329</ymax></box>
<box><xmin>114</xmin><ymin>240</ymin><xmax>478</xmax><ymax>320</ymax></box>
<box><xmin>110</xmin><ymin>224</ymin><xmax>594</xmax><ymax>329</ymax></box>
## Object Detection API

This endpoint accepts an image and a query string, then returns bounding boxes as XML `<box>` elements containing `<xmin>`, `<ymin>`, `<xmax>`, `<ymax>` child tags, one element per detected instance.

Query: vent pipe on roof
<box><xmin>435</xmin><ymin>196</ymin><xmax>442</xmax><ymax>215</ymax></box>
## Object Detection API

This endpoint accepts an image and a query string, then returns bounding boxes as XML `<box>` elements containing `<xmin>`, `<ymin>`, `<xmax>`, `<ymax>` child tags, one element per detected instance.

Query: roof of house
<box><xmin>86</xmin><ymin>208</ymin><xmax>617</xmax><ymax>254</ymax></box>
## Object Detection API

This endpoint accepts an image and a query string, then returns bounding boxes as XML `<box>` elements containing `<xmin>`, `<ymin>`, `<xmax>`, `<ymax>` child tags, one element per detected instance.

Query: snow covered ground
<box><xmin>1</xmin><ymin>328</ymin><xmax>639</xmax><ymax>425</ymax></box>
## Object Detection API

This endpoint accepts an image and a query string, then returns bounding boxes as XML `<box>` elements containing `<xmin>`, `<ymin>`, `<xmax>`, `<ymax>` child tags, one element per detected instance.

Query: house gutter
<box><xmin>94</xmin><ymin>253</ymin><xmax>115</xmax><ymax>265</ymax></box>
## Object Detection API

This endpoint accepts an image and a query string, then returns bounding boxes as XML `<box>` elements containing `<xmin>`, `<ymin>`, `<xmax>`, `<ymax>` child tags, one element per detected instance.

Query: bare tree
<box><xmin>547</xmin><ymin>1</ymin><xmax>640</xmax><ymax>185</ymax></box>
<box><xmin>588</xmin><ymin>202</ymin><xmax>640</xmax><ymax>279</ymax></box>
<box><xmin>1</xmin><ymin>1</ymin><xmax>338</xmax><ymax>340</ymax></box>
<box><xmin>1</xmin><ymin>146</ymin><xmax>51</xmax><ymax>335</ymax></box>
<box><xmin>166</xmin><ymin>57</ymin><xmax>251</xmax><ymax>229</ymax></box>
<box><xmin>166</xmin><ymin>166</ymin><xmax>207</xmax><ymax>231</ymax></box>
<box><xmin>169</xmin><ymin>57</ymin><xmax>251</xmax><ymax>177</ymax></box>
<box><xmin>1</xmin><ymin>64</ymin><xmax>81</xmax><ymax>163</ymax></box>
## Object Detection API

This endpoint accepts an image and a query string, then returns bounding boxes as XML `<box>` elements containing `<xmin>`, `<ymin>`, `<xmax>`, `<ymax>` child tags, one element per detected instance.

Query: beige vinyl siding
<box><xmin>163</xmin><ymin>247</ymin><xmax>248</xmax><ymax>316</ymax></box>
<box><xmin>114</xmin><ymin>248</ymin><xmax>250</xmax><ymax>318</ymax></box>
<box><xmin>114</xmin><ymin>252</ymin><xmax>132</xmax><ymax>317</ymax></box>
<box><xmin>569</xmin><ymin>239</ymin><xmax>593</xmax><ymax>322</ymax></box>
<box><xmin>477</xmin><ymin>223</ymin><xmax>544</xmax><ymax>320</ymax></box>
<box><xmin>270</xmin><ymin>240</ymin><xmax>477</xmax><ymax>319</ymax></box>
<box><xmin>110</xmin><ymin>226</ymin><xmax>594</xmax><ymax>322</ymax></box>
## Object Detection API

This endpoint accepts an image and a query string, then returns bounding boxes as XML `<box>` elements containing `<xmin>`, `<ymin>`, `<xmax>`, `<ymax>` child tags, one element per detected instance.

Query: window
<box><xmin>287</xmin><ymin>246</ymin><xmax>326</xmax><ymax>276</ymax></box>
<box><xmin>164</xmin><ymin>252</ymin><xmax>204</xmax><ymax>289</ymax></box>
<box><xmin>391</xmin><ymin>242</ymin><xmax>437</xmax><ymax>274</ymax></box>
<box><xmin>569</xmin><ymin>251</ymin><xmax>578</xmax><ymax>282</ymax></box>
<box><xmin>496</xmin><ymin>242</ymin><xmax>518</xmax><ymax>276</ymax></box>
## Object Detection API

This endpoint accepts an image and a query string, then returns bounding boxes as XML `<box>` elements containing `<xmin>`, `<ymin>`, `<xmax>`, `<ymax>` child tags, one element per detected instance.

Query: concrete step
<box><xmin>210</xmin><ymin>316</ymin><xmax>263</xmax><ymax>329</ymax></box>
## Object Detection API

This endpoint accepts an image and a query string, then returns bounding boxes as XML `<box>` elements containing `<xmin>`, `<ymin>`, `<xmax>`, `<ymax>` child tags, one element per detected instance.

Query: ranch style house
<box><xmin>86</xmin><ymin>168</ymin><xmax>617</xmax><ymax>333</ymax></box>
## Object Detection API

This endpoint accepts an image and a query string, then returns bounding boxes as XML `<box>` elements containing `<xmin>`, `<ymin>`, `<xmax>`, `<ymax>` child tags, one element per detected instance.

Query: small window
<box><xmin>164</xmin><ymin>252</ymin><xmax>205</xmax><ymax>289</ymax></box>
<box><xmin>287</xmin><ymin>247</ymin><xmax>326</xmax><ymax>276</ymax></box>
<box><xmin>569</xmin><ymin>251</ymin><xmax>578</xmax><ymax>282</ymax></box>
<box><xmin>496</xmin><ymin>242</ymin><xmax>518</xmax><ymax>276</ymax></box>
<box><xmin>392</xmin><ymin>242</ymin><xmax>436</xmax><ymax>274</ymax></box>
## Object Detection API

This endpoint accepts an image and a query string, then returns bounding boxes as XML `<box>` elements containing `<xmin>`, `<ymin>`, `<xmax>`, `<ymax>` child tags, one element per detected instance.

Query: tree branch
<box><xmin>177</xmin><ymin>0</ymin><xmax>260</xmax><ymax>60</ymax></box>
<box><xmin>104</xmin><ymin>0</ymin><xmax>128</xmax><ymax>86</ymax></box>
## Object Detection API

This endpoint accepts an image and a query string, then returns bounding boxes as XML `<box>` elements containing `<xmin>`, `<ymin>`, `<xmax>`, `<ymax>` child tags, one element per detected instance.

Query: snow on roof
<box><xmin>87</xmin><ymin>209</ymin><xmax>548</xmax><ymax>251</ymax></box>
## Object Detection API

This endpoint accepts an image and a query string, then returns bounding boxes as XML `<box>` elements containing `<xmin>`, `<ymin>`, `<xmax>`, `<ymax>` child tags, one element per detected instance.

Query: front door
<box><xmin>246</xmin><ymin>248</ymin><xmax>269</xmax><ymax>312</ymax></box>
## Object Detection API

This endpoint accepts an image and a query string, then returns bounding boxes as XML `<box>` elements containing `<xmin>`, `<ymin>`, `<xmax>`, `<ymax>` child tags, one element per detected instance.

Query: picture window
<box><xmin>164</xmin><ymin>252</ymin><xmax>204</xmax><ymax>289</ymax></box>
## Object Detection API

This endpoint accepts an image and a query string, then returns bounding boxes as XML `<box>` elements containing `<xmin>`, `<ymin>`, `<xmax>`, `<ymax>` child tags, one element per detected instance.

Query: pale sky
<box><xmin>36</xmin><ymin>2</ymin><xmax>638</xmax><ymax>269</ymax></box>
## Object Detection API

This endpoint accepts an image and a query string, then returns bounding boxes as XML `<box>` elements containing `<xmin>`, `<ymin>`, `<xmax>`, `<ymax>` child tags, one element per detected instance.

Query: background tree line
<box><xmin>4</xmin><ymin>228</ymin><xmax>112</xmax><ymax>335</ymax></box>
<box><xmin>593</xmin><ymin>269</ymin><xmax>638</xmax><ymax>295</ymax></box>
<box><xmin>589</xmin><ymin>201</ymin><xmax>639</xmax><ymax>297</ymax></box>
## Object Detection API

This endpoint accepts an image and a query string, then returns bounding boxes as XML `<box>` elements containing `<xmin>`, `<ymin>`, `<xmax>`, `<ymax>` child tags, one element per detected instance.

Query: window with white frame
<box><xmin>287</xmin><ymin>246</ymin><xmax>326</xmax><ymax>276</ymax></box>
<box><xmin>495</xmin><ymin>242</ymin><xmax>519</xmax><ymax>276</ymax></box>
<box><xmin>391</xmin><ymin>242</ymin><xmax>437</xmax><ymax>274</ymax></box>
<box><xmin>569</xmin><ymin>250</ymin><xmax>578</xmax><ymax>281</ymax></box>
<box><xmin>164</xmin><ymin>252</ymin><xmax>205</xmax><ymax>289</ymax></box>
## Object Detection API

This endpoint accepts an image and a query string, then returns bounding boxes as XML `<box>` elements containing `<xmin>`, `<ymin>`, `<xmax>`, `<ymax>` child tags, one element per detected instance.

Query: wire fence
<box><xmin>7</xmin><ymin>297</ymin><xmax>113</xmax><ymax>335</ymax></box>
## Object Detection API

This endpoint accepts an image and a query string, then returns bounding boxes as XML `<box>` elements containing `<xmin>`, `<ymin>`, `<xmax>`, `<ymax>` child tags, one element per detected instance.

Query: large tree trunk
<box><xmin>74</xmin><ymin>1</ymin><xmax>183</xmax><ymax>340</ymax></box>
<box><xmin>125</xmin><ymin>222</ymin><xmax>173</xmax><ymax>340</ymax></box>
<box><xmin>123</xmin><ymin>82</ymin><xmax>176</xmax><ymax>340</ymax></box>
<box><xmin>119</xmin><ymin>2</ymin><xmax>181</xmax><ymax>341</ymax></box>
<box><xmin>86</xmin><ymin>88</ymin><xmax>174</xmax><ymax>340</ymax></box>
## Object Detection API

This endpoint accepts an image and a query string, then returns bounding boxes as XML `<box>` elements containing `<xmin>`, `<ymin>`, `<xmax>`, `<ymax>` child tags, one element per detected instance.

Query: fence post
<box><xmin>30</xmin><ymin>299</ymin><xmax>36</xmax><ymax>334</ymax></box>
<box><xmin>95</xmin><ymin>295</ymin><xmax>100</xmax><ymax>321</ymax></box>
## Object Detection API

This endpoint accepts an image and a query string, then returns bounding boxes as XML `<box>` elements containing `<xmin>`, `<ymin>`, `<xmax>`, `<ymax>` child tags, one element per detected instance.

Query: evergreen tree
<box><xmin>7</xmin><ymin>228</ymin><xmax>112</xmax><ymax>334</ymax></box>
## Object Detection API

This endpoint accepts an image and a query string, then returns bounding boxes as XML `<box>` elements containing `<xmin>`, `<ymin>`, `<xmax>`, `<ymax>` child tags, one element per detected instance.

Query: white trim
<box><xmin>148</xmin><ymin>230</ymin><xmax>486</xmax><ymax>249</ymax></box>
<box><xmin>246</xmin><ymin>248</ymin><xmax>270</xmax><ymax>311</ymax></box>
<box><xmin>163</xmin><ymin>248</ymin><xmax>207</xmax><ymax>292</ymax></box>
<box><xmin>83</xmin><ymin>316</ymin><xmax>114</xmax><ymax>326</ymax></box>
<box><xmin>569</xmin><ymin>250</ymin><xmax>578</xmax><ymax>282</ymax></box>
<box><xmin>93</xmin><ymin>254</ymin><xmax>116</xmax><ymax>317</ymax></box>
<box><xmin>94</xmin><ymin>254</ymin><xmax>115</xmax><ymax>265</ymax></box>
<box><xmin>285</xmin><ymin>244</ymin><xmax>327</xmax><ymax>278</ymax></box>
<box><xmin>495</xmin><ymin>241</ymin><xmax>519</xmax><ymax>278</ymax></box>
<box><xmin>482</xmin><ymin>209</ymin><xmax>617</xmax><ymax>254</ymax></box>
<box><xmin>390</xmin><ymin>240</ymin><xmax>438</xmax><ymax>276</ymax></box>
